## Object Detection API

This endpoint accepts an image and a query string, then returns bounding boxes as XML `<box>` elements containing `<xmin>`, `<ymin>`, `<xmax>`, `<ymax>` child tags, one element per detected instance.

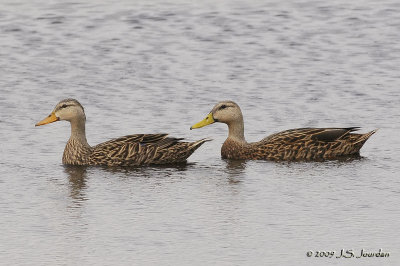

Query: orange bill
<box><xmin>35</xmin><ymin>112</ymin><xmax>59</xmax><ymax>126</ymax></box>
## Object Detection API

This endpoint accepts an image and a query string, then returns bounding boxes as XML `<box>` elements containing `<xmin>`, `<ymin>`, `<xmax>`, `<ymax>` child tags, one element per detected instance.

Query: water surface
<box><xmin>1</xmin><ymin>0</ymin><xmax>399</xmax><ymax>265</ymax></box>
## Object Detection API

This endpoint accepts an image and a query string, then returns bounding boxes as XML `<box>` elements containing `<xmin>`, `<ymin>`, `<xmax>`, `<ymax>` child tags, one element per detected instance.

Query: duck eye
<box><xmin>60</xmin><ymin>104</ymin><xmax>68</xmax><ymax>109</ymax></box>
<box><xmin>219</xmin><ymin>104</ymin><xmax>227</xmax><ymax>110</ymax></box>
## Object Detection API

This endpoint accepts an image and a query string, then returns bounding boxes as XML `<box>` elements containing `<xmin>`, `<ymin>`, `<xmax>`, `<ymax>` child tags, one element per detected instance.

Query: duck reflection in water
<box><xmin>223</xmin><ymin>159</ymin><xmax>247</xmax><ymax>184</ymax></box>
<box><xmin>64</xmin><ymin>165</ymin><xmax>88</xmax><ymax>205</ymax></box>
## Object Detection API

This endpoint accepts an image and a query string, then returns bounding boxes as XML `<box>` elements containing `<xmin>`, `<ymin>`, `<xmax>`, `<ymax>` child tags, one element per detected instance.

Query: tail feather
<box><xmin>192</xmin><ymin>138</ymin><xmax>212</xmax><ymax>148</ymax></box>
<box><xmin>353</xmin><ymin>129</ymin><xmax>378</xmax><ymax>145</ymax></box>
<box><xmin>155</xmin><ymin>138</ymin><xmax>212</xmax><ymax>164</ymax></box>
<box><xmin>179</xmin><ymin>138</ymin><xmax>212</xmax><ymax>161</ymax></box>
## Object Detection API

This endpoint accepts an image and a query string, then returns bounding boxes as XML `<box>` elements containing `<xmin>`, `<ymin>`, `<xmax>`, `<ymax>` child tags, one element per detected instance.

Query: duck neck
<box><xmin>63</xmin><ymin>116</ymin><xmax>92</xmax><ymax>165</ymax></box>
<box><xmin>227</xmin><ymin>118</ymin><xmax>246</xmax><ymax>143</ymax></box>
<box><xmin>69</xmin><ymin>117</ymin><xmax>89</xmax><ymax>146</ymax></box>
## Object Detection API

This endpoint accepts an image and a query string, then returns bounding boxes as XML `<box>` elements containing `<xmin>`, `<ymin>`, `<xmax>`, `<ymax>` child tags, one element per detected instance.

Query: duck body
<box><xmin>62</xmin><ymin>133</ymin><xmax>207</xmax><ymax>166</ymax></box>
<box><xmin>221</xmin><ymin>127</ymin><xmax>376</xmax><ymax>161</ymax></box>
<box><xmin>191</xmin><ymin>101</ymin><xmax>376</xmax><ymax>161</ymax></box>
<box><xmin>36</xmin><ymin>99</ymin><xmax>209</xmax><ymax>166</ymax></box>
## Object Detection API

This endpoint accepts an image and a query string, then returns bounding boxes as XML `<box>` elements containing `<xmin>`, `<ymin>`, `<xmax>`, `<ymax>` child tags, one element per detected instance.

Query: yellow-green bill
<box><xmin>190</xmin><ymin>112</ymin><xmax>215</xmax><ymax>130</ymax></box>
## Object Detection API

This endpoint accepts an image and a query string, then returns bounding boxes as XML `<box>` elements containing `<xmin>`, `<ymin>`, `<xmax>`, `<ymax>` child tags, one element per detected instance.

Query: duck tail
<box><xmin>193</xmin><ymin>138</ymin><xmax>213</xmax><ymax>147</ymax></box>
<box><xmin>182</xmin><ymin>138</ymin><xmax>212</xmax><ymax>159</ymax></box>
<box><xmin>353</xmin><ymin>129</ymin><xmax>378</xmax><ymax>145</ymax></box>
<box><xmin>170</xmin><ymin>138</ymin><xmax>212</xmax><ymax>162</ymax></box>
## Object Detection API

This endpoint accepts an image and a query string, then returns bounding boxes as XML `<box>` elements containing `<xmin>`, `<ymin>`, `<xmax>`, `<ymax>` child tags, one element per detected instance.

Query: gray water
<box><xmin>1</xmin><ymin>0</ymin><xmax>399</xmax><ymax>265</ymax></box>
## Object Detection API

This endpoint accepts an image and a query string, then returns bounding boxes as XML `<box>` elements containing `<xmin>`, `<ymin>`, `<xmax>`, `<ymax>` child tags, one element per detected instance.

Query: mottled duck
<box><xmin>36</xmin><ymin>99</ymin><xmax>209</xmax><ymax>166</ymax></box>
<box><xmin>190</xmin><ymin>101</ymin><xmax>377</xmax><ymax>161</ymax></box>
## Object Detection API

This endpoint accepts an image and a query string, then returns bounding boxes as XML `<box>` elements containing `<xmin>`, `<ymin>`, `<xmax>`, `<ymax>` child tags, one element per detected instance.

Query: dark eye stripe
<box><xmin>219</xmin><ymin>104</ymin><xmax>228</xmax><ymax>110</ymax></box>
<box><xmin>61</xmin><ymin>104</ymin><xmax>70</xmax><ymax>109</ymax></box>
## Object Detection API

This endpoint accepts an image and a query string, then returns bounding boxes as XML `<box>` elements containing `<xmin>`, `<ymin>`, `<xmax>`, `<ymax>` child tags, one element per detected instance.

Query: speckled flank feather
<box><xmin>222</xmin><ymin>128</ymin><xmax>377</xmax><ymax>161</ymax></box>
<box><xmin>37</xmin><ymin>99</ymin><xmax>210</xmax><ymax>166</ymax></box>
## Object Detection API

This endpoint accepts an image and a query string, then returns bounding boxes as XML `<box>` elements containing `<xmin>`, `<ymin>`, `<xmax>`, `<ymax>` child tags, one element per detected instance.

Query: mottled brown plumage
<box><xmin>191</xmin><ymin>101</ymin><xmax>377</xmax><ymax>161</ymax></box>
<box><xmin>36</xmin><ymin>99</ymin><xmax>209</xmax><ymax>166</ymax></box>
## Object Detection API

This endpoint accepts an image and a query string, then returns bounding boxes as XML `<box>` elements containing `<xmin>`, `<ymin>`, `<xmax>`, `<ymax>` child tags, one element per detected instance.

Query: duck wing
<box><xmin>90</xmin><ymin>134</ymin><xmax>209</xmax><ymax>166</ymax></box>
<box><xmin>261</xmin><ymin>127</ymin><xmax>360</xmax><ymax>144</ymax></box>
<box><xmin>90</xmin><ymin>134</ymin><xmax>171</xmax><ymax>166</ymax></box>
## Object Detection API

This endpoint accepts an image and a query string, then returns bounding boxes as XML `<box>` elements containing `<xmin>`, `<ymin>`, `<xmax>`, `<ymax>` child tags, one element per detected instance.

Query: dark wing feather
<box><xmin>262</xmin><ymin>127</ymin><xmax>360</xmax><ymax>144</ymax></box>
<box><xmin>94</xmin><ymin>134</ymin><xmax>169</xmax><ymax>149</ymax></box>
<box><xmin>311</xmin><ymin>127</ymin><xmax>360</xmax><ymax>142</ymax></box>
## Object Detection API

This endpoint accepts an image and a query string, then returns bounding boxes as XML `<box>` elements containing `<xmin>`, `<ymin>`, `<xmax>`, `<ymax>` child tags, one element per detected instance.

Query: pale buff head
<box><xmin>35</xmin><ymin>98</ymin><xmax>86</xmax><ymax>126</ymax></box>
<box><xmin>191</xmin><ymin>100</ymin><xmax>243</xmax><ymax>129</ymax></box>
